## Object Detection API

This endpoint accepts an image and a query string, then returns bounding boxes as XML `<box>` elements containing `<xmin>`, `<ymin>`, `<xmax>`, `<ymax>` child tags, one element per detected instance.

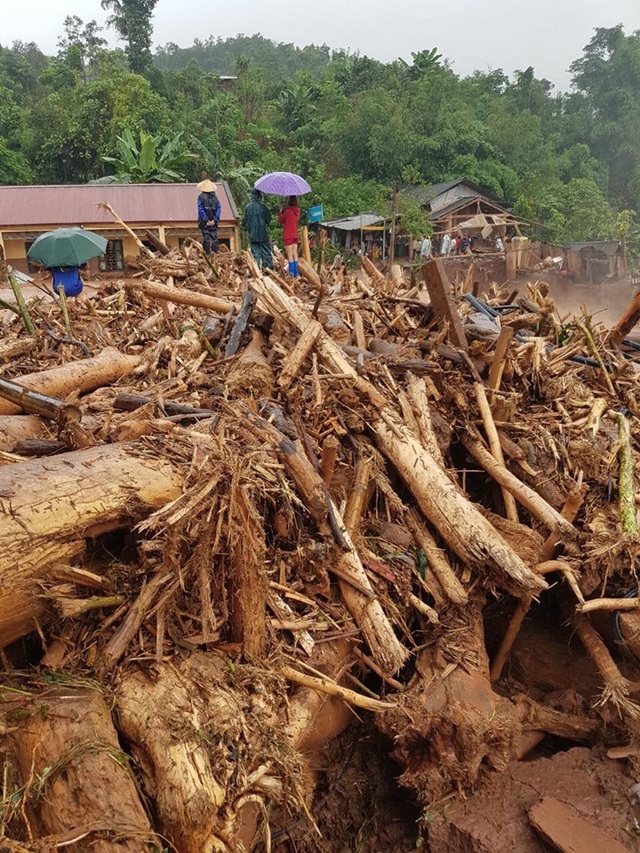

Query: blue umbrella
<box><xmin>254</xmin><ymin>172</ymin><xmax>311</xmax><ymax>196</ymax></box>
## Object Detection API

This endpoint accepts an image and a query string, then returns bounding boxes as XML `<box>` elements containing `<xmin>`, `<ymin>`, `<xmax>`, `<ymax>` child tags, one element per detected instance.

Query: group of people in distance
<box><xmin>419</xmin><ymin>231</ymin><xmax>506</xmax><ymax>260</ymax></box>
<box><xmin>420</xmin><ymin>231</ymin><xmax>473</xmax><ymax>260</ymax></box>
<box><xmin>196</xmin><ymin>179</ymin><xmax>302</xmax><ymax>278</ymax></box>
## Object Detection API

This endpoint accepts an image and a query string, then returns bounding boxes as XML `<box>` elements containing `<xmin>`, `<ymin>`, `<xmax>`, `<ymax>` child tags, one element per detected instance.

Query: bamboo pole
<box><xmin>617</xmin><ymin>413</ymin><xmax>638</xmax><ymax>533</ymax></box>
<box><xmin>9</xmin><ymin>273</ymin><xmax>35</xmax><ymax>334</ymax></box>
<box><xmin>57</xmin><ymin>287</ymin><xmax>73</xmax><ymax>339</ymax></box>
<box><xmin>405</xmin><ymin>509</ymin><xmax>468</xmax><ymax>606</ymax></box>
<box><xmin>0</xmin><ymin>378</ymin><xmax>81</xmax><ymax>425</ymax></box>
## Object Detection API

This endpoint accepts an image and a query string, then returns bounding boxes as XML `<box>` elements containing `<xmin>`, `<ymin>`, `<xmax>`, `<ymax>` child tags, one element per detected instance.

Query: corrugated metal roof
<box><xmin>322</xmin><ymin>213</ymin><xmax>385</xmax><ymax>231</ymax></box>
<box><xmin>403</xmin><ymin>180</ymin><xmax>509</xmax><ymax>210</ymax></box>
<box><xmin>0</xmin><ymin>182</ymin><xmax>239</xmax><ymax>228</ymax></box>
<box><xmin>564</xmin><ymin>240</ymin><xmax>621</xmax><ymax>256</ymax></box>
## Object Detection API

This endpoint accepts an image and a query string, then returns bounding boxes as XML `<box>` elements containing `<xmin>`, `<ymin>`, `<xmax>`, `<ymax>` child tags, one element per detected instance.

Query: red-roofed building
<box><xmin>0</xmin><ymin>182</ymin><xmax>240</xmax><ymax>274</ymax></box>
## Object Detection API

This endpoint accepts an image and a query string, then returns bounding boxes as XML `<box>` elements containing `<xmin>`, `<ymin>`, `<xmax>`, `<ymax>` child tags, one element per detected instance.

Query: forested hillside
<box><xmin>1</xmin><ymin>14</ymin><xmax>640</xmax><ymax>245</ymax></box>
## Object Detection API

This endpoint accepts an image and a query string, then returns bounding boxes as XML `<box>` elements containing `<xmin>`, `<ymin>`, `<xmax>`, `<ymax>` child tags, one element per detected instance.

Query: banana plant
<box><xmin>93</xmin><ymin>128</ymin><xmax>196</xmax><ymax>183</ymax></box>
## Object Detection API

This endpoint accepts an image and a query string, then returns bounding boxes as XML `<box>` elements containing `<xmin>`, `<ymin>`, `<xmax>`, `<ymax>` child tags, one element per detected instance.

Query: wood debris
<box><xmin>2</xmin><ymin>237</ymin><xmax>640</xmax><ymax>851</ymax></box>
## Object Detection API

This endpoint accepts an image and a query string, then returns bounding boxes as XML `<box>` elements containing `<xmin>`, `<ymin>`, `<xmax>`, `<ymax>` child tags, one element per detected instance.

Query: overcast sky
<box><xmin>6</xmin><ymin>0</ymin><xmax>640</xmax><ymax>90</ymax></box>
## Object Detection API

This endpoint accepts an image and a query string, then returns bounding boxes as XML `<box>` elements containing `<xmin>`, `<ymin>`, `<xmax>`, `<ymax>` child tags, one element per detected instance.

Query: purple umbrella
<box><xmin>254</xmin><ymin>171</ymin><xmax>312</xmax><ymax>196</ymax></box>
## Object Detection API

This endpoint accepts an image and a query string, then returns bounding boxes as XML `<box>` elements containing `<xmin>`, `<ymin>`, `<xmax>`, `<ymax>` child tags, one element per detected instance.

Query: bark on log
<box><xmin>134</xmin><ymin>278</ymin><xmax>238</xmax><ymax>315</ymax></box>
<box><xmin>0</xmin><ymin>442</ymin><xmax>183</xmax><ymax>648</ymax></box>
<box><xmin>0</xmin><ymin>347</ymin><xmax>140</xmax><ymax>416</ymax></box>
<box><xmin>7</xmin><ymin>687</ymin><xmax>154</xmax><ymax>852</ymax></box>
<box><xmin>251</xmin><ymin>275</ymin><xmax>546</xmax><ymax>596</ymax></box>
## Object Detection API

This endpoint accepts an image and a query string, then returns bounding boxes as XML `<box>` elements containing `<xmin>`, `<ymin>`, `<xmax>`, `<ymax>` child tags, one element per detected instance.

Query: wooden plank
<box><xmin>528</xmin><ymin>797</ymin><xmax>629</xmax><ymax>853</ymax></box>
<box><xmin>488</xmin><ymin>326</ymin><xmax>516</xmax><ymax>392</ymax></box>
<box><xmin>352</xmin><ymin>310</ymin><xmax>367</xmax><ymax>350</ymax></box>
<box><xmin>421</xmin><ymin>259</ymin><xmax>468</xmax><ymax>350</ymax></box>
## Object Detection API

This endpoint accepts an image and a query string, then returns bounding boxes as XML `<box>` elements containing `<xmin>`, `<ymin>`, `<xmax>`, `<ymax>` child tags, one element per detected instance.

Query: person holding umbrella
<box><xmin>243</xmin><ymin>189</ymin><xmax>273</xmax><ymax>270</ymax></box>
<box><xmin>278</xmin><ymin>196</ymin><xmax>301</xmax><ymax>278</ymax></box>
<box><xmin>196</xmin><ymin>179</ymin><xmax>221</xmax><ymax>255</ymax></box>
<box><xmin>50</xmin><ymin>264</ymin><xmax>86</xmax><ymax>297</ymax></box>
<box><xmin>253</xmin><ymin>172</ymin><xmax>311</xmax><ymax>279</ymax></box>
<box><xmin>27</xmin><ymin>227</ymin><xmax>108</xmax><ymax>298</ymax></box>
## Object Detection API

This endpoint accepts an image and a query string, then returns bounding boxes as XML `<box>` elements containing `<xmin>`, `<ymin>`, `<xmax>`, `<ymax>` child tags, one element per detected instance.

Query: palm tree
<box><xmin>93</xmin><ymin>128</ymin><xmax>196</xmax><ymax>183</ymax></box>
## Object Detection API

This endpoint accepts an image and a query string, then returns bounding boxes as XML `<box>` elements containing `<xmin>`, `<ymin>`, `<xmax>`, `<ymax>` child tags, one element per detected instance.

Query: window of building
<box><xmin>99</xmin><ymin>239</ymin><xmax>125</xmax><ymax>272</ymax></box>
<box><xmin>24</xmin><ymin>241</ymin><xmax>39</xmax><ymax>273</ymax></box>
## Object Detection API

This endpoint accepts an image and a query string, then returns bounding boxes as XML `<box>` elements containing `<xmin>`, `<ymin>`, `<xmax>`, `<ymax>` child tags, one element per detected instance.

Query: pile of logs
<box><xmin>3</xmin><ymin>232</ymin><xmax>640</xmax><ymax>851</ymax></box>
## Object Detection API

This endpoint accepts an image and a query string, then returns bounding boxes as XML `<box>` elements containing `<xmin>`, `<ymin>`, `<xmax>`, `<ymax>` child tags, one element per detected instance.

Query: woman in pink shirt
<box><xmin>278</xmin><ymin>195</ymin><xmax>301</xmax><ymax>277</ymax></box>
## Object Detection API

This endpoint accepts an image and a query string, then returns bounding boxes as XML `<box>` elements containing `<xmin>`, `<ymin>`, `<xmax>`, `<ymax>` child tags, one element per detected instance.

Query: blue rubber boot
<box><xmin>293</xmin><ymin>260</ymin><xmax>300</xmax><ymax>277</ymax></box>
<box><xmin>288</xmin><ymin>261</ymin><xmax>296</xmax><ymax>276</ymax></box>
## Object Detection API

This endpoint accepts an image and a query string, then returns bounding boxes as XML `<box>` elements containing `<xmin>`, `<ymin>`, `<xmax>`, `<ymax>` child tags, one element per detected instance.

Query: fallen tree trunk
<box><xmin>133</xmin><ymin>278</ymin><xmax>238</xmax><ymax>315</ymax></box>
<box><xmin>251</xmin><ymin>274</ymin><xmax>546</xmax><ymax>596</ymax></box>
<box><xmin>7</xmin><ymin>687</ymin><xmax>155</xmax><ymax>852</ymax></box>
<box><xmin>0</xmin><ymin>441</ymin><xmax>183</xmax><ymax>648</ymax></box>
<box><xmin>0</xmin><ymin>347</ymin><xmax>140</xmax><ymax>416</ymax></box>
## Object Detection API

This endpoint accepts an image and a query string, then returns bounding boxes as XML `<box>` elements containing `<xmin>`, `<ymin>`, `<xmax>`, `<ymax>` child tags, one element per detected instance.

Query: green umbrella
<box><xmin>27</xmin><ymin>227</ymin><xmax>108</xmax><ymax>268</ymax></box>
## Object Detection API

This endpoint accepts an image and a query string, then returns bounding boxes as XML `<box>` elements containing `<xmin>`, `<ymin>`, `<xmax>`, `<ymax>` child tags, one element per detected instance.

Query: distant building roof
<box><xmin>564</xmin><ymin>240</ymin><xmax>621</xmax><ymax>256</ymax></box>
<box><xmin>402</xmin><ymin>179</ymin><xmax>510</xmax><ymax>212</ymax></box>
<box><xmin>322</xmin><ymin>212</ymin><xmax>385</xmax><ymax>231</ymax></box>
<box><xmin>0</xmin><ymin>182</ymin><xmax>239</xmax><ymax>229</ymax></box>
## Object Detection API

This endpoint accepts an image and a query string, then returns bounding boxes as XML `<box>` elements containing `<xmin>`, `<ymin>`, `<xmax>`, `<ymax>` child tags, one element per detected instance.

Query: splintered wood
<box><xmin>2</xmin><ymin>239</ymin><xmax>640</xmax><ymax>852</ymax></box>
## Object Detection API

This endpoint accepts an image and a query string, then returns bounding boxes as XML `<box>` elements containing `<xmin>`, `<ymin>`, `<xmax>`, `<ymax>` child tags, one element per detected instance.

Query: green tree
<box><xmin>101</xmin><ymin>0</ymin><xmax>159</xmax><ymax>74</ymax></box>
<box><xmin>57</xmin><ymin>16</ymin><xmax>107</xmax><ymax>83</ymax></box>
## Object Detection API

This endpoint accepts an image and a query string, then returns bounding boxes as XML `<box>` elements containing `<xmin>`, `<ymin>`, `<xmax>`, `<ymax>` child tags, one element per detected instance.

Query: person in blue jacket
<box><xmin>50</xmin><ymin>264</ymin><xmax>86</xmax><ymax>297</ymax></box>
<box><xmin>197</xmin><ymin>179</ymin><xmax>221</xmax><ymax>254</ymax></box>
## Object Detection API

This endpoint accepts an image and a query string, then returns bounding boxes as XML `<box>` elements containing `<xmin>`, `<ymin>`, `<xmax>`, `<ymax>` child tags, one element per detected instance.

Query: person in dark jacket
<box><xmin>197</xmin><ymin>179</ymin><xmax>221</xmax><ymax>254</ymax></box>
<box><xmin>243</xmin><ymin>188</ymin><xmax>273</xmax><ymax>269</ymax></box>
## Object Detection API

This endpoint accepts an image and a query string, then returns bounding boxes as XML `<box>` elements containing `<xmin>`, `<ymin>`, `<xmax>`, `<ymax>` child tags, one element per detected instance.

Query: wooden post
<box><xmin>609</xmin><ymin>291</ymin><xmax>640</xmax><ymax>345</ymax></box>
<box><xmin>389</xmin><ymin>182</ymin><xmax>398</xmax><ymax>267</ymax></box>
<box><xmin>301</xmin><ymin>225</ymin><xmax>312</xmax><ymax>264</ymax></box>
<box><xmin>421</xmin><ymin>259</ymin><xmax>468</xmax><ymax>350</ymax></box>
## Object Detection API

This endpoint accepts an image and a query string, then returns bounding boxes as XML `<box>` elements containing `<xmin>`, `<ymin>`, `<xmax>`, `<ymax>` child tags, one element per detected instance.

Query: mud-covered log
<box><xmin>117</xmin><ymin>653</ymin><xmax>296</xmax><ymax>853</ymax></box>
<box><xmin>377</xmin><ymin>604</ymin><xmax>518</xmax><ymax>804</ymax></box>
<box><xmin>0</xmin><ymin>442</ymin><xmax>183</xmax><ymax>648</ymax></box>
<box><xmin>0</xmin><ymin>347</ymin><xmax>140</xmax><ymax>416</ymax></box>
<box><xmin>7</xmin><ymin>687</ymin><xmax>154</xmax><ymax>852</ymax></box>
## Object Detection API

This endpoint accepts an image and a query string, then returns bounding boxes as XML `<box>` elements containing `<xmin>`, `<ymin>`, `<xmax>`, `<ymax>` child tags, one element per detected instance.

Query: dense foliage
<box><xmin>2</xmin><ymin>15</ymin><xmax>640</xmax><ymax>243</ymax></box>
